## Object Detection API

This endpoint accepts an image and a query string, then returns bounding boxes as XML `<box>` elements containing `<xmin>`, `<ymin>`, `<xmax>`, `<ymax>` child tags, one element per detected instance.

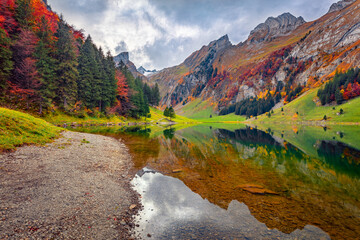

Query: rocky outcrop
<box><xmin>114</xmin><ymin>52</ymin><xmax>147</xmax><ymax>80</ymax></box>
<box><xmin>184</xmin><ymin>34</ymin><xmax>232</xmax><ymax>68</ymax></box>
<box><xmin>137</xmin><ymin>66</ymin><xmax>146</xmax><ymax>74</ymax></box>
<box><xmin>156</xmin><ymin>35</ymin><xmax>233</xmax><ymax>106</ymax></box>
<box><xmin>328</xmin><ymin>0</ymin><xmax>356</xmax><ymax>13</ymax></box>
<box><xmin>114</xmin><ymin>52</ymin><xmax>130</xmax><ymax>65</ymax></box>
<box><xmin>209</xmin><ymin>34</ymin><xmax>232</xmax><ymax>52</ymax></box>
<box><xmin>248</xmin><ymin>13</ymin><xmax>305</xmax><ymax>43</ymax></box>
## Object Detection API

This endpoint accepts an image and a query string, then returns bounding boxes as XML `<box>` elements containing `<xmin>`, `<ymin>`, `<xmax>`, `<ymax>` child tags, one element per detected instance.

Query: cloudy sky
<box><xmin>47</xmin><ymin>0</ymin><xmax>337</xmax><ymax>70</ymax></box>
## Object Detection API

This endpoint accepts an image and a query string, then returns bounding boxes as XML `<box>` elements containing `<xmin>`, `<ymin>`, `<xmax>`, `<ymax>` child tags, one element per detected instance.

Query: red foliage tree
<box><xmin>10</xmin><ymin>29</ymin><xmax>40</xmax><ymax>108</ymax></box>
<box><xmin>31</xmin><ymin>0</ymin><xmax>59</xmax><ymax>33</ymax></box>
<box><xmin>110</xmin><ymin>70</ymin><xmax>129</xmax><ymax>115</ymax></box>
<box><xmin>208</xmin><ymin>70</ymin><xmax>230</xmax><ymax>88</ymax></box>
<box><xmin>0</xmin><ymin>0</ymin><xmax>18</xmax><ymax>35</ymax></box>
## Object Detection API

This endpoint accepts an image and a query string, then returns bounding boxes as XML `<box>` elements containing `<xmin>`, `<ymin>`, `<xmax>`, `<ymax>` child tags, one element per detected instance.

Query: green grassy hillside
<box><xmin>149</xmin><ymin>107</ymin><xmax>198</xmax><ymax>123</ymax></box>
<box><xmin>179</xmin><ymin>99</ymin><xmax>246</xmax><ymax>122</ymax></box>
<box><xmin>0</xmin><ymin>108</ymin><xmax>61</xmax><ymax>151</ymax></box>
<box><xmin>179</xmin><ymin>98</ymin><xmax>215</xmax><ymax>119</ymax></box>
<box><xmin>252</xmin><ymin>88</ymin><xmax>360</xmax><ymax>124</ymax></box>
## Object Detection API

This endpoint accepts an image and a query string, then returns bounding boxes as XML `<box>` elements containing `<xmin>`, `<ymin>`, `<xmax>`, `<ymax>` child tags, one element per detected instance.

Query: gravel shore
<box><xmin>0</xmin><ymin>131</ymin><xmax>140</xmax><ymax>239</ymax></box>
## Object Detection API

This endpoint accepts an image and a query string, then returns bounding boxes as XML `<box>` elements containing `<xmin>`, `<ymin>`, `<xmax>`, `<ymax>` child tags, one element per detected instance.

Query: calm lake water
<box><xmin>74</xmin><ymin>124</ymin><xmax>360</xmax><ymax>239</ymax></box>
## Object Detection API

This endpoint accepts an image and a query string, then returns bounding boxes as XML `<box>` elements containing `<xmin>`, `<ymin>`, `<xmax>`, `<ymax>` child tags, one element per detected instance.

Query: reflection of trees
<box><xmin>163</xmin><ymin>127</ymin><xmax>176</xmax><ymax>139</ymax></box>
<box><xmin>123</xmin><ymin>125</ymin><xmax>360</xmax><ymax>239</ymax></box>
<box><xmin>124</xmin><ymin>126</ymin><xmax>151</xmax><ymax>138</ymax></box>
<box><xmin>317</xmin><ymin>141</ymin><xmax>360</xmax><ymax>177</ymax></box>
<box><xmin>218</xmin><ymin>127</ymin><xmax>280</xmax><ymax>147</ymax></box>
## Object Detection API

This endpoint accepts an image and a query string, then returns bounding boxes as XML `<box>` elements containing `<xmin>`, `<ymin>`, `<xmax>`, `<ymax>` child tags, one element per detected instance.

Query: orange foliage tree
<box><xmin>110</xmin><ymin>70</ymin><xmax>129</xmax><ymax>115</ymax></box>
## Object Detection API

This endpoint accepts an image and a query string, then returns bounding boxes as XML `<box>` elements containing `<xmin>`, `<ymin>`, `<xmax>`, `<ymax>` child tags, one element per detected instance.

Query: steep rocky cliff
<box><xmin>150</xmin><ymin>0</ymin><xmax>360</xmax><ymax>115</ymax></box>
<box><xmin>248</xmin><ymin>13</ymin><xmax>305</xmax><ymax>43</ymax></box>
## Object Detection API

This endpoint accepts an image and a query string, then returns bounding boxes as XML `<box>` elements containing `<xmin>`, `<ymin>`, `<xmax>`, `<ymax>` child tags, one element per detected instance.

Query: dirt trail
<box><xmin>0</xmin><ymin>131</ymin><xmax>140</xmax><ymax>239</ymax></box>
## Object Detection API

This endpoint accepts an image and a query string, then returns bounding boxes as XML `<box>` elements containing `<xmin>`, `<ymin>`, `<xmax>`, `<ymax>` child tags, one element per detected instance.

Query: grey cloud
<box><xmin>115</xmin><ymin>41</ymin><xmax>129</xmax><ymax>54</ymax></box>
<box><xmin>47</xmin><ymin>0</ymin><xmax>338</xmax><ymax>70</ymax></box>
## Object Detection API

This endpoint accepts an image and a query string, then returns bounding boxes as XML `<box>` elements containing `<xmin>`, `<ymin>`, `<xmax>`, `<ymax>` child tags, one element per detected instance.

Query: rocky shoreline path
<box><xmin>0</xmin><ymin>131</ymin><xmax>140</xmax><ymax>239</ymax></box>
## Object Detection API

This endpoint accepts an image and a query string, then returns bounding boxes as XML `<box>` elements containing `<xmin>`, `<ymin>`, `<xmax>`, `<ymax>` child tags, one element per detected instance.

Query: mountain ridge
<box><xmin>248</xmin><ymin>12</ymin><xmax>306</xmax><ymax>44</ymax></box>
<box><xmin>149</xmin><ymin>0</ymin><xmax>360</xmax><ymax>117</ymax></box>
<box><xmin>328</xmin><ymin>0</ymin><xmax>356</xmax><ymax>13</ymax></box>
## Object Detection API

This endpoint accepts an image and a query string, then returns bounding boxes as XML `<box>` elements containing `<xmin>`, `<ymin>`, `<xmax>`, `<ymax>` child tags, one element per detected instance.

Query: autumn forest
<box><xmin>0</xmin><ymin>0</ymin><xmax>160</xmax><ymax>119</ymax></box>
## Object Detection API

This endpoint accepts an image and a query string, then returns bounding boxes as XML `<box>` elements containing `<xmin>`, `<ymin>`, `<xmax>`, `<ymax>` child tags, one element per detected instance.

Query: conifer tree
<box><xmin>168</xmin><ymin>106</ymin><xmax>176</xmax><ymax>120</ymax></box>
<box><xmin>164</xmin><ymin>106</ymin><xmax>169</xmax><ymax>117</ymax></box>
<box><xmin>0</xmin><ymin>1</ymin><xmax>16</xmax><ymax>98</ymax></box>
<box><xmin>335</xmin><ymin>88</ymin><xmax>343</xmax><ymax>105</ymax></box>
<box><xmin>153</xmin><ymin>83</ymin><xmax>160</xmax><ymax>106</ymax></box>
<box><xmin>100</xmin><ymin>51</ymin><xmax>117</xmax><ymax>111</ymax></box>
<box><xmin>34</xmin><ymin>16</ymin><xmax>57</xmax><ymax>113</ymax></box>
<box><xmin>143</xmin><ymin>83</ymin><xmax>152</xmax><ymax>104</ymax></box>
<box><xmin>54</xmin><ymin>20</ymin><xmax>78</xmax><ymax>108</ymax></box>
<box><xmin>134</xmin><ymin>76</ymin><xmax>149</xmax><ymax>117</ymax></box>
<box><xmin>93</xmin><ymin>46</ymin><xmax>106</xmax><ymax>111</ymax></box>
<box><xmin>77</xmin><ymin>35</ymin><xmax>96</xmax><ymax>109</ymax></box>
<box><xmin>0</xmin><ymin>28</ymin><xmax>13</xmax><ymax>98</ymax></box>
<box><xmin>119</xmin><ymin>65</ymin><xmax>149</xmax><ymax>118</ymax></box>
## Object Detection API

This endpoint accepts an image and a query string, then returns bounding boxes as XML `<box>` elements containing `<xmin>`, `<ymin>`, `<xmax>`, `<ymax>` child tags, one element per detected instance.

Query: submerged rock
<box><xmin>237</xmin><ymin>184</ymin><xmax>279</xmax><ymax>195</ymax></box>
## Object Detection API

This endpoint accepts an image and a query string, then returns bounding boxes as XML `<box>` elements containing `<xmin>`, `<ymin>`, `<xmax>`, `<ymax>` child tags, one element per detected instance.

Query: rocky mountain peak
<box><xmin>328</xmin><ymin>0</ymin><xmax>356</xmax><ymax>13</ymax></box>
<box><xmin>113</xmin><ymin>52</ymin><xmax>147</xmax><ymax>80</ymax></box>
<box><xmin>137</xmin><ymin>66</ymin><xmax>157</xmax><ymax>76</ymax></box>
<box><xmin>137</xmin><ymin>66</ymin><xmax>146</xmax><ymax>74</ymax></box>
<box><xmin>209</xmin><ymin>34</ymin><xmax>232</xmax><ymax>51</ymax></box>
<box><xmin>114</xmin><ymin>52</ymin><xmax>130</xmax><ymax>65</ymax></box>
<box><xmin>248</xmin><ymin>12</ymin><xmax>306</xmax><ymax>43</ymax></box>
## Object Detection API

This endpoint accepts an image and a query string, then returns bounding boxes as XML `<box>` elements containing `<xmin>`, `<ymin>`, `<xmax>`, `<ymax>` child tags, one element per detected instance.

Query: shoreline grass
<box><xmin>0</xmin><ymin>108</ymin><xmax>62</xmax><ymax>151</ymax></box>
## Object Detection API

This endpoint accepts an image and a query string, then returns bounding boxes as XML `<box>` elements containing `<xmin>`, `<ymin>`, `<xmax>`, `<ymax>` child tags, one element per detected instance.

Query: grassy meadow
<box><xmin>252</xmin><ymin>89</ymin><xmax>360</xmax><ymax>124</ymax></box>
<box><xmin>0</xmin><ymin>108</ymin><xmax>61</xmax><ymax>151</ymax></box>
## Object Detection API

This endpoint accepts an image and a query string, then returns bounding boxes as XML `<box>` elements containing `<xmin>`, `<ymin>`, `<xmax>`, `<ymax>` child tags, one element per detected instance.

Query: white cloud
<box><xmin>84</xmin><ymin>0</ymin><xmax>204</xmax><ymax>69</ymax></box>
<box><xmin>48</xmin><ymin>0</ymin><xmax>337</xmax><ymax>70</ymax></box>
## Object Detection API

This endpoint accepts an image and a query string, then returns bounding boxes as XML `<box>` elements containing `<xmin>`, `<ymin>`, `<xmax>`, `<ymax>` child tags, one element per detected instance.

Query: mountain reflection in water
<box><xmin>132</xmin><ymin>168</ymin><xmax>329</xmax><ymax>239</ymax></box>
<box><xmin>73</xmin><ymin>124</ymin><xmax>360</xmax><ymax>239</ymax></box>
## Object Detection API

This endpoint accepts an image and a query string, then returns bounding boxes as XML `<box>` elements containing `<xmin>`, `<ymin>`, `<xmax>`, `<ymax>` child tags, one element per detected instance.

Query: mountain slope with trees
<box><xmin>0</xmin><ymin>0</ymin><xmax>159</xmax><ymax>119</ymax></box>
<box><xmin>149</xmin><ymin>0</ymin><xmax>360</xmax><ymax>119</ymax></box>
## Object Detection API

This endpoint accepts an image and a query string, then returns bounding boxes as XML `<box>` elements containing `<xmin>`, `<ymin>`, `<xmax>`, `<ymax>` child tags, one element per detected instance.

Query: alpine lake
<box><xmin>72</xmin><ymin>123</ymin><xmax>360</xmax><ymax>240</ymax></box>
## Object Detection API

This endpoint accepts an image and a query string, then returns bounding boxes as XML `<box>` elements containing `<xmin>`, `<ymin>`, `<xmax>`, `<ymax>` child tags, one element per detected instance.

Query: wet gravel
<box><xmin>0</xmin><ymin>131</ymin><xmax>140</xmax><ymax>239</ymax></box>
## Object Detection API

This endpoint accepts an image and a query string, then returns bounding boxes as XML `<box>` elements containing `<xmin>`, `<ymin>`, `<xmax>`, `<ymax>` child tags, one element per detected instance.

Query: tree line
<box><xmin>0</xmin><ymin>0</ymin><xmax>160</xmax><ymax>118</ymax></box>
<box><xmin>317</xmin><ymin>68</ymin><xmax>360</xmax><ymax>105</ymax></box>
<box><xmin>219</xmin><ymin>93</ymin><xmax>278</xmax><ymax>118</ymax></box>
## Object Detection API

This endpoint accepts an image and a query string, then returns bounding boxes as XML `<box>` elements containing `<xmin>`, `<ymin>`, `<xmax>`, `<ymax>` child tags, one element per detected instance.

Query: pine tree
<box><xmin>54</xmin><ymin>20</ymin><xmax>78</xmax><ymax>109</ymax></box>
<box><xmin>120</xmin><ymin>65</ymin><xmax>149</xmax><ymax>118</ymax></box>
<box><xmin>152</xmin><ymin>83</ymin><xmax>160</xmax><ymax>106</ymax></box>
<box><xmin>335</xmin><ymin>88</ymin><xmax>343</xmax><ymax>105</ymax></box>
<box><xmin>134</xmin><ymin>76</ymin><xmax>149</xmax><ymax>117</ymax></box>
<box><xmin>0</xmin><ymin>1</ymin><xmax>17</xmax><ymax>98</ymax></box>
<box><xmin>168</xmin><ymin>106</ymin><xmax>176</xmax><ymax>120</ymax></box>
<box><xmin>77</xmin><ymin>35</ymin><xmax>96</xmax><ymax>109</ymax></box>
<box><xmin>34</xmin><ymin>16</ymin><xmax>57</xmax><ymax>114</ymax></box>
<box><xmin>93</xmin><ymin>46</ymin><xmax>106</xmax><ymax>111</ymax></box>
<box><xmin>100</xmin><ymin>51</ymin><xmax>117</xmax><ymax>111</ymax></box>
<box><xmin>164</xmin><ymin>106</ymin><xmax>169</xmax><ymax>117</ymax></box>
<box><xmin>143</xmin><ymin>83</ymin><xmax>152</xmax><ymax>104</ymax></box>
<box><xmin>0</xmin><ymin>28</ymin><xmax>13</xmax><ymax>98</ymax></box>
